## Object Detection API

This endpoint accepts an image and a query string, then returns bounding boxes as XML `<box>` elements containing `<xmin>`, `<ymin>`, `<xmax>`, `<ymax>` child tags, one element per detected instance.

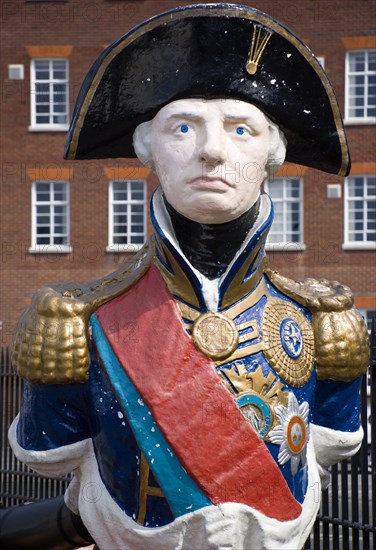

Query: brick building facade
<box><xmin>1</xmin><ymin>0</ymin><xmax>375</xmax><ymax>347</ymax></box>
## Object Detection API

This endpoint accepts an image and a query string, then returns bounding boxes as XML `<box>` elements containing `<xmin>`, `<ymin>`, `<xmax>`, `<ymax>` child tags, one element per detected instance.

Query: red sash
<box><xmin>96</xmin><ymin>264</ymin><xmax>302</xmax><ymax>521</ymax></box>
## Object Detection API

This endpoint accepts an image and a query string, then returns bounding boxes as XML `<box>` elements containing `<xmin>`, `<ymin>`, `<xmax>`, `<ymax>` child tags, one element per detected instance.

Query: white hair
<box><xmin>133</xmin><ymin>120</ymin><xmax>154</xmax><ymax>169</ymax></box>
<box><xmin>133</xmin><ymin>110</ymin><xmax>287</xmax><ymax>174</ymax></box>
<box><xmin>266</xmin><ymin>117</ymin><xmax>287</xmax><ymax>175</ymax></box>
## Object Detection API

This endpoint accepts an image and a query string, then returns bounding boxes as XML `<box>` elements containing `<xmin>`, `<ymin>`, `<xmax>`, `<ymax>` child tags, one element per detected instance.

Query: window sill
<box><xmin>106</xmin><ymin>244</ymin><xmax>143</xmax><ymax>253</ymax></box>
<box><xmin>266</xmin><ymin>243</ymin><xmax>306</xmax><ymax>252</ymax></box>
<box><xmin>28</xmin><ymin>125</ymin><xmax>69</xmax><ymax>132</ymax></box>
<box><xmin>342</xmin><ymin>242</ymin><xmax>376</xmax><ymax>251</ymax></box>
<box><xmin>344</xmin><ymin>118</ymin><xmax>376</xmax><ymax>126</ymax></box>
<box><xmin>29</xmin><ymin>245</ymin><xmax>72</xmax><ymax>254</ymax></box>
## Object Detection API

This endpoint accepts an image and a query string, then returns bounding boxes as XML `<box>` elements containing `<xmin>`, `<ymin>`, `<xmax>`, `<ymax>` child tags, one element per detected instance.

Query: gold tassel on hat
<box><xmin>246</xmin><ymin>25</ymin><xmax>272</xmax><ymax>75</ymax></box>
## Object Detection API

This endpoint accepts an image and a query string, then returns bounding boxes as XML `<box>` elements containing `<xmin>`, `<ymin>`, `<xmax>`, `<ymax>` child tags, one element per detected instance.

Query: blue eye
<box><xmin>236</xmin><ymin>127</ymin><xmax>245</xmax><ymax>136</ymax></box>
<box><xmin>180</xmin><ymin>124</ymin><xmax>189</xmax><ymax>134</ymax></box>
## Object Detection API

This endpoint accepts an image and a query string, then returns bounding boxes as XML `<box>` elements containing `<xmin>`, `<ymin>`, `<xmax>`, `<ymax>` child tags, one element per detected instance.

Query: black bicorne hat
<box><xmin>64</xmin><ymin>3</ymin><xmax>350</xmax><ymax>176</ymax></box>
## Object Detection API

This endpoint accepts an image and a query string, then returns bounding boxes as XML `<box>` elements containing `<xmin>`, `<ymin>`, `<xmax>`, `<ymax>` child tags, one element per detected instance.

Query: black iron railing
<box><xmin>305</xmin><ymin>319</ymin><xmax>376</xmax><ymax>549</ymax></box>
<box><xmin>0</xmin><ymin>348</ymin><xmax>71</xmax><ymax>508</ymax></box>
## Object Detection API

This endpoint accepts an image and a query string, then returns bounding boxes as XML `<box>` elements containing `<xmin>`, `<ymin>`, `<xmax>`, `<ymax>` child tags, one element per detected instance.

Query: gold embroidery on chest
<box><xmin>262</xmin><ymin>298</ymin><xmax>315</xmax><ymax>387</ymax></box>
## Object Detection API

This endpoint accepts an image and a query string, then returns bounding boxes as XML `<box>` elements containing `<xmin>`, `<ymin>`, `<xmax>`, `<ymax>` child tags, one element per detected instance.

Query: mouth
<box><xmin>188</xmin><ymin>176</ymin><xmax>232</xmax><ymax>190</ymax></box>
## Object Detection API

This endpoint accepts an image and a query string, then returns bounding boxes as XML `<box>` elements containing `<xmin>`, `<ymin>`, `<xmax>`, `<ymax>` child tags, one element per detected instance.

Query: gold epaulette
<box><xmin>12</xmin><ymin>242</ymin><xmax>153</xmax><ymax>384</ymax></box>
<box><xmin>265</xmin><ymin>268</ymin><xmax>370</xmax><ymax>382</ymax></box>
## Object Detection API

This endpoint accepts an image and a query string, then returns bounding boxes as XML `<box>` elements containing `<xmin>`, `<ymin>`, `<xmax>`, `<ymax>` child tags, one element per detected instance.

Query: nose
<box><xmin>198</xmin><ymin>128</ymin><xmax>226</xmax><ymax>165</ymax></box>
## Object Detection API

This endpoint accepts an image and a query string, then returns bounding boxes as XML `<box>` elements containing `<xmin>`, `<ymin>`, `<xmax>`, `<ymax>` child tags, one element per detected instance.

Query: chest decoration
<box><xmin>219</xmin><ymin>361</ymin><xmax>310</xmax><ymax>473</ymax></box>
<box><xmin>268</xmin><ymin>393</ymin><xmax>310</xmax><ymax>475</ymax></box>
<box><xmin>262</xmin><ymin>297</ymin><xmax>315</xmax><ymax>387</ymax></box>
<box><xmin>219</xmin><ymin>362</ymin><xmax>289</xmax><ymax>440</ymax></box>
<box><xmin>191</xmin><ymin>312</ymin><xmax>239</xmax><ymax>360</ymax></box>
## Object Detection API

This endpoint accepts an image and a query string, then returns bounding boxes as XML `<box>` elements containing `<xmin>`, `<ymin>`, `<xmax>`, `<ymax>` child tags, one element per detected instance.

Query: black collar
<box><xmin>164</xmin><ymin>197</ymin><xmax>261</xmax><ymax>279</ymax></box>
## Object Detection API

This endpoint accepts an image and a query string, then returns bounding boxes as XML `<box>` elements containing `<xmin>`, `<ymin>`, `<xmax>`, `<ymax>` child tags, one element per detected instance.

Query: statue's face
<box><xmin>150</xmin><ymin>98</ymin><xmax>270</xmax><ymax>223</ymax></box>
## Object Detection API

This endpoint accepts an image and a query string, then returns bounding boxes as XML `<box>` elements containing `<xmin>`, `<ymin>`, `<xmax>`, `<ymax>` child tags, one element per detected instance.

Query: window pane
<box><xmin>35</xmin><ymin>60</ymin><xmax>49</xmax><ymax>71</ymax></box>
<box><xmin>113</xmin><ymin>181</ymin><xmax>127</xmax><ymax>191</ymax></box>
<box><xmin>36</xmin><ymin>205</ymin><xmax>50</xmax><ymax>214</ymax></box>
<box><xmin>131</xmin><ymin>225</ymin><xmax>144</xmax><ymax>233</ymax></box>
<box><xmin>35</xmin><ymin>83</ymin><xmax>50</xmax><ymax>96</ymax></box>
<box><xmin>54</xmin><ymin>193</ymin><xmax>65</xmax><ymax>201</ymax></box>
<box><xmin>114</xmin><ymin>225</ymin><xmax>128</xmax><ymax>234</ymax></box>
<box><xmin>37</xmin><ymin>226</ymin><xmax>50</xmax><ymax>235</ymax></box>
<box><xmin>37</xmin><ymin>216</ymin><xmax>50</xmax><ymax>224</ymax></box>
<box><xmin>54</xmin><ymin>98</ymin><xmax>67</xmax><ymax>109</ymax></box>
<box><xmin>35</xmin><ymin>69</ymin><xmax>50</xmax><ymax>80</ymax></box>
<box><xmin>54</xmin><ymin>237</ymin><xmax>66</xmax><ymax>245</ymax></box>
<box><xmin>114</xmin><ymin>215</ymin><xmax>127</xmax><ymax>224</ymax></box>
<box><xmin>114</xmin><ymin>236</ymin><xmax>127</xmax><ymax>244</ymax></box>
<box><xmin>114</xmin><ymin>191</ymin><xmax>128</xmax><ymax>201</ymax></box>
<box><xmin>131</xmin><ymin>181</ymin><xmax>144</xmax><ymax>191</ymax></box>
<box><xmin>52</xmin><ymin>61</ymin><xmax>67</xmax><ymax>80</ymax></box>
<box><xmin>36</xmin><ymin>105</ymin><xmax>50</xmax><ymax>113</ymax></box>
<box><xmin>285</xmin><ymin>185</ymin><xmax>300</xmax><ymax>199</ymax></box>
<box><xmin>53</xmin><ymin>115</ymin><xmax>68</xmax><ymax>124</ymax></box>
<box><xmin>267</xmin><ymin>182</ymin><xmax>283</xmax><ymax>199</ymax></box>
<box><xmin>349</xmin><ymin>52</ymin><xmax>365</xmax><ymax>72</ymax></box>
<box><xmin>36</xmin><ymin>193</ymin><xmax>51</xmax><ymax>202</ymax></box>
<box><xmin>36</xmin><ymin>115</ymin><xmax>50</xmax><ymax>123</ymax></box>
<box><xmin>131</xmin><ymin>191</ymin><xmax>144</xmax><ymax>200</ymax></box>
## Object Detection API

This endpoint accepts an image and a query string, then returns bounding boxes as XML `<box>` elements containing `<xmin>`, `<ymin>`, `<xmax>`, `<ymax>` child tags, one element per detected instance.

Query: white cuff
<box><xmin>310</xmin><ymin>423</ymin><xmax>363</xmax><ymax>471</ymax></box>
<box><xmin>8</xmin><ymin>414</ymin><xmax>91</xmax><ymax>477</ymax></box>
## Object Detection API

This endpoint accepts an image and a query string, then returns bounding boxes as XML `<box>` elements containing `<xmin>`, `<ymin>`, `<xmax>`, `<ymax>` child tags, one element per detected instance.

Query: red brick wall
<box><xmin>1</xmin><ymin>0</ymin><xmax>375</xmax><ymax>344</ymax></box>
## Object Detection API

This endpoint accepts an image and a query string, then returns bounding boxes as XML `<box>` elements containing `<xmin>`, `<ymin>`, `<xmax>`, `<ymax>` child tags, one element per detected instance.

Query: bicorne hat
<box><xmin>64</xmin><ymin>3</ymin><xmax>350</xmax><ymax>176</ymax></box>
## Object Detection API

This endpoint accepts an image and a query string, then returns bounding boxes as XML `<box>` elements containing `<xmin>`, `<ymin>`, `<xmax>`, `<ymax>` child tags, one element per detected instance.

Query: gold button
<box><xmin>192</xmin><ymin>312</ymin><xmax>239</xmax><ymax>360</ymax></box>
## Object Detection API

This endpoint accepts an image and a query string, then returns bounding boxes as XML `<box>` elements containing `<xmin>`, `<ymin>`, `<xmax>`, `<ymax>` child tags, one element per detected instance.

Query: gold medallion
<box><xmin>192</xmin><ymin>312</ymin><xmax>238</xmax><ymax>360</ymax></box>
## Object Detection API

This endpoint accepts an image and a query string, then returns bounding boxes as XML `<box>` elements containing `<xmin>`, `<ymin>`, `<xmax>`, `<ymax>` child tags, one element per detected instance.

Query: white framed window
<box><xmin>30</xmin><ymin>181</ymin><xmax>71</xmax><ymax>253</ymax></box>
<box><xmin>107</xmin><ymin>180</ymin><xmax>147</xmax><ymax>252</ymax></box>
<box><xmin>30</xmin><ymin>58</ymin><xmax>69</xmax><ymax>130</ymax></box>
<box><xmin>345</xmin><ymin>49</ymin><xmax>376</xmax><ymax>123</ymax></box>
<box><xmin>265</xmin><ymin>178</ymin><xmax>304</xmax><ymax>251</ymax></box>
<box><xmin>344</xmin><ymin>175</ymin><xmax>376</xmax><ymax>249</ymax></box>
